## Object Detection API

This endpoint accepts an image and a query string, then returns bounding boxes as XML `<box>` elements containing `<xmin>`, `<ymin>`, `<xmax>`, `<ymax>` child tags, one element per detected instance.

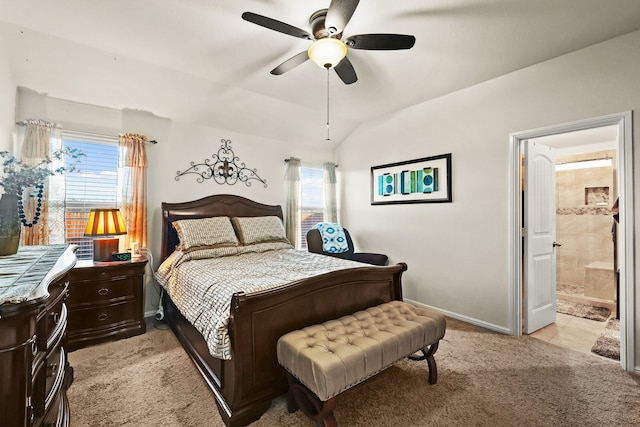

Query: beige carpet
<box><xmin>67</xmin><ymin>319</ymin><xmax>640</xmax><ymax>427</ymax></box>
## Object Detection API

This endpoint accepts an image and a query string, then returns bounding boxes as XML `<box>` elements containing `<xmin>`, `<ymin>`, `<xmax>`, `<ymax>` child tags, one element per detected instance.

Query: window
<box><xmin>299</xmin><ymin>165</ymin><xmax>325</xmax><ymax>249</ymax></box>
<box><xmin>50</xmin><ymin>131</ymin><xmax>121</xmax><ymax>260</ymax></box>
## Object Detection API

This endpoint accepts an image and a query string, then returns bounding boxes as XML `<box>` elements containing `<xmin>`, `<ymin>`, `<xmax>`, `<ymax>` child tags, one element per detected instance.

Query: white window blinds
<box><xmin>300</xmin><ymin>165</ymin><xmax>325</xmax><ymax>249</ymax></box>
<box><xmin>52</xmin><ymin>131</ymin><xmax>120</xmax><ymax>259</ymax></box>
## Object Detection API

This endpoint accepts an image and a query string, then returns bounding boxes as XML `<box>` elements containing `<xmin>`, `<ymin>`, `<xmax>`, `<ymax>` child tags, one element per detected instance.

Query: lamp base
<box><xmin>93</xmin><ymin>237</ymin><xmax>120</xmax><ymax>262</ymax></box>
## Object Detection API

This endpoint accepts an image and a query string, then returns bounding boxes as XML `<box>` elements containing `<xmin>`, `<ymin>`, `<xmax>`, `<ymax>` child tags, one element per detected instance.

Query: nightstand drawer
<box><xmin>68</xmin><ymin>301</ymin><xmax>139</xmax><ymax>332</ymax></box>
<box><xmin>71</xmin><ymin>263</ymin><xmax>144</xmax><ymax>282</ymax></box>
<box><xmin>67</xmin><ymin>277</ymin><xmax>138</xmax><ymax>307</ymax></box>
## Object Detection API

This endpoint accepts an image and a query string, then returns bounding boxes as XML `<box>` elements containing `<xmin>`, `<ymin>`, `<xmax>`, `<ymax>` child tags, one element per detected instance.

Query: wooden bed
<box><xmin>160</xmin><ymin>194</ymin><xmax>407</xmax><ymax>426</ymax></box>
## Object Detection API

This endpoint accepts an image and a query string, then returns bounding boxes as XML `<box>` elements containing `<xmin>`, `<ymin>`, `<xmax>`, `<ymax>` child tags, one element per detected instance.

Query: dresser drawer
<box><xmin>68</xmin><ymin>301</ymin><xmax>140</xmax><ymax>332</ymax></box>
<box><xmin>41</xmin><ymin>385</ymin><xmax>69</xmax><ymax>427</ymax></box>
<box><xmin>44</xmin><ymin>346</ymin><xmax>66</xmax><ymax>412</ymax></box>
<box><xmin>67</xmin><ymin>276</ymin><xmax>139</xmax><ymax>307</ymax></box>
<box><xmin>37</xmin><ymin>286</ymin><xmax>68</xmax><ymax>354</ymax></box>
<box><xmin>32</xmin><ymin>339</ymin><xmax>66</xmax><ymax>420</ymax></box>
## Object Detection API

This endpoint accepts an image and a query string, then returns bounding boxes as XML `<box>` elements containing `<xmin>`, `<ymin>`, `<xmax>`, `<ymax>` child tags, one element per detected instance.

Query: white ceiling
<box><xmin>2</xmin><ymin>0</ymin><xmax>640</xmax><ymax>147</ymax></box>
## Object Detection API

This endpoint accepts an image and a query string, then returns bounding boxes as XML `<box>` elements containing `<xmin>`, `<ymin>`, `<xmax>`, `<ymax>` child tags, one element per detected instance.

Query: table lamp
<box><xmin>84</xmin><ymin>208</ymin><xmax>127</xmax><ymax>262</ymax></box>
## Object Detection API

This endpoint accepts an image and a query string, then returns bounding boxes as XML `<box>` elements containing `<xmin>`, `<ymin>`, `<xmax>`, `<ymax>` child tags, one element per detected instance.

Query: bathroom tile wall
<box><xmin>556</xmin><ymin>150</ymin><xmax>616</xmax><ymax>299</ymax></box>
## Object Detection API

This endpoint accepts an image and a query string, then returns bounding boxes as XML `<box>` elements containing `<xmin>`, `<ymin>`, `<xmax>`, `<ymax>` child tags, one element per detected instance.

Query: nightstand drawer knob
<box><xmin>98</xmin><ymin>287</ymin><xmax>109</xmax><ymax>296</ymax></box>
<box><xmin>98</xmin><ymin>313</ymin><xmax>108</xmax><ymax>321</ymax></box>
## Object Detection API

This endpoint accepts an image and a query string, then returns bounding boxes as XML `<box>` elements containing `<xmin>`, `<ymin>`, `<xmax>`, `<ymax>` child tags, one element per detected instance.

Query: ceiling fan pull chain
<box><xmin>326</xmin><ymin>67</ymin><xmax>331</xmax><ymax>141</ymax></box>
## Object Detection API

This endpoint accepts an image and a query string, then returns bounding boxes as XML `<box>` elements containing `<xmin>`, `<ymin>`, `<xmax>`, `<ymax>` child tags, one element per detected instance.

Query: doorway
<box><xmin>529</xmin><ymin>127</ymin><xmax>618</xmax><ymax>355</ymax></box>
<box><xmin>535</xmin><ymin>127</ymin><xmax>618</xmax><ymax>311</ymax></box>
<box><xmin>509</xmin><ymin>112</ymin><xmax>635</xmax><ymax>372</ymax></box>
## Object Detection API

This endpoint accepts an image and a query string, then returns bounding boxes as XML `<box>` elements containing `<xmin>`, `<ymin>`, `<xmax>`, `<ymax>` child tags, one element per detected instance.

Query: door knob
<box><xmin>553</xmin><ymin>241</ymin><xmax>562</xmax><ymax>247</ymax></box>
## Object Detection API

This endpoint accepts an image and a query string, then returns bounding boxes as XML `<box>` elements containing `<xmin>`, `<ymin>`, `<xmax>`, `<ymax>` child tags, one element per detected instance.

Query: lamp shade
<box><xmin>308</xmin><ymin>37</ymin><xmax>348</xmax><ymax>69</ymax></box>
<box><xmin>84</xmin><ymin>208</ymin><xmax>127</xmax><ymax>237</ymax></box>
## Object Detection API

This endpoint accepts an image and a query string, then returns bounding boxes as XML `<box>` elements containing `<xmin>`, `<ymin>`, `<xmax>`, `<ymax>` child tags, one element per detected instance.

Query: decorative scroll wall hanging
<box><xmin>175</xmin><ymin>139</ymin><xmax>267</xmax><ymax>187</ymax></box>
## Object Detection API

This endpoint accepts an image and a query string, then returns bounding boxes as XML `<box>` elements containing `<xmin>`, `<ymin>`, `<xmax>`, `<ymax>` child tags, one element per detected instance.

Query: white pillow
<box><xmin>232</xmin><ymin>216</ymin><xmax>289</xmax><ymax>245</ymax></box>
<box><xmin>172</xmin><ymin>216</ymin><xmax>239</xmax><ymax>251</ymax></box>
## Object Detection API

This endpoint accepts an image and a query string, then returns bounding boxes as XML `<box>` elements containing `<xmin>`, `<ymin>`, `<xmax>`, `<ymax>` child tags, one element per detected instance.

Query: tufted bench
<box><xmin>277</xmin><ymin>300</ymin><xmax>446</xmax><ymax>426</ymax></box>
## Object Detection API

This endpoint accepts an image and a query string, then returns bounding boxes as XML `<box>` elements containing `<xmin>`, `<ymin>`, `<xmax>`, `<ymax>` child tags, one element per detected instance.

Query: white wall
<box><xmin>0</xmin><ymin>36</ymin><xmax>16</xmax><ymax>153</ymax></box>
<box><xmin>15</xmin><ymin>90</ymin><xmax>336</xmax><ymax>314</ymax></box>
<box><xmin>337</xmin><ymin>30</ymin><xmax>640</xmax><ymax>367</ymax></box>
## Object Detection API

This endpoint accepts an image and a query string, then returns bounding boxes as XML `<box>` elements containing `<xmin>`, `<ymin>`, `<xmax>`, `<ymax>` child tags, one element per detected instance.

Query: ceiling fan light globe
<box><xmin>308</xmin><ymin>38</ymin><xmax>347</xmax><ymax>69</ymax></box>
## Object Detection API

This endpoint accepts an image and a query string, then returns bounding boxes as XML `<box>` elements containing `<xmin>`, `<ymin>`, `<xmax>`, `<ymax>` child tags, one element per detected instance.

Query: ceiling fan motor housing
<box><xmin>310</xmin><ymin>9</ymin><xmax>341</xmax><ymax>40</ymax></box>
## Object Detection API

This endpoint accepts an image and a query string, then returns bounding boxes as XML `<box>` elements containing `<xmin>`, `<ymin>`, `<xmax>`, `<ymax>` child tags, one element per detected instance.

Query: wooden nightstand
<box><xmin>67</xmin><ymin>257</ymin><xmax>147</xmax><ymax>351</ymax></box>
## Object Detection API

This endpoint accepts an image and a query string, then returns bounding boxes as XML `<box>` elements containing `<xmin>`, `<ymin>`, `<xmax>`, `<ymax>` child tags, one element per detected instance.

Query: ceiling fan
<box><xmin>242</xmin><ymin>0</ymin><xmax>416</xmax><ymax>84</ymax></box>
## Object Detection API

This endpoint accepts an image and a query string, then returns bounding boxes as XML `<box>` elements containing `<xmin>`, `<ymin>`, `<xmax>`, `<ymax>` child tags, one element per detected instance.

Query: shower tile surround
<box><xmin>556</xmin><ymin>150</ymin><xmax>616</xmax><ymax>312</ymax></box>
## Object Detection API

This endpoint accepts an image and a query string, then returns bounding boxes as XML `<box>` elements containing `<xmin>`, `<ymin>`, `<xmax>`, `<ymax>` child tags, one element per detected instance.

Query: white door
<box><xmin>524</xmin><ymin>141</ymin><xmax>557</xmax><ymax>333</ymax></box>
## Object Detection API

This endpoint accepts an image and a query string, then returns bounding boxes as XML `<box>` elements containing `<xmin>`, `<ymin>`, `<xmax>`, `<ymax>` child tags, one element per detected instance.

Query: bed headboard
<box><xmin>160</xmin><ymin>194</ymin><xmax>284</xmax><ymax>261</ymax></box>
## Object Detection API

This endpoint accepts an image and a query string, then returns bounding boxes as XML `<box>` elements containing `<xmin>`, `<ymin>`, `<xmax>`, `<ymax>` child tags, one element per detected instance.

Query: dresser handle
<box><xmin>31</xmin><ymin>335</ymin><xmax>37</xmax><ymax>355</ymax></box>
<box><xmin>98</xmin><ymin>313</ymin><xmax>108</xmax><ymax>321</ymax></box>
<box><xmin>47</xmin><ymin>362</ymin><xmax>58</xmax><ymax>377</ymax></box>
<box><xmin>27</xmin><ymin>397</ymin><xmax>33</xmax><ymax>423</ymax></box>
<box><xmin>98</xmin><ymin>287</ymin><xmax>109</xmax><ymax>296</ymax></box>
<box><xmin>51</xmin><ymin>311</ymin><xmax>59</xmax><ymax>324</ymax></box>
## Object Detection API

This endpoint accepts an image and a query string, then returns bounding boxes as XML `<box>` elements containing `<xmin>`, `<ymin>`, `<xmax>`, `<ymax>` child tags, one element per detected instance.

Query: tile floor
<box><xmin>530</xmin><ymin>312</ymin><xmax>609</xmax><ymax>355</ymax></box>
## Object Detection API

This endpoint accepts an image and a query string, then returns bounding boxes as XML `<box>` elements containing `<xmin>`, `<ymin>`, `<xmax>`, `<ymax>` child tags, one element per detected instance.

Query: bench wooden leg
<box><xmin>408</xmin><ymin>341</ymin><xmax>440</xmax><ymax>384</ymax></box>
<box><xmin>286</xmin><ymin>373</ymin><xmax>338</xmax><ymax>426</ymax></box>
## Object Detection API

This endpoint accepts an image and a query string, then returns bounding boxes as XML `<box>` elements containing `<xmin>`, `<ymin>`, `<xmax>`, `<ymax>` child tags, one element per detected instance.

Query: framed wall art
<box><xmin>371</xmin><ymin>153</ymin><xmax>452</xmax><ymax>205</ymax></box>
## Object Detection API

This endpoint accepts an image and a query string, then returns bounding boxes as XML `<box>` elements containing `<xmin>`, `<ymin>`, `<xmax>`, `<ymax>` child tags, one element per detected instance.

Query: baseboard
<box><xmin>144</xmin><ymin>309</ymin><xmax>158</xmax><ymax>319</ymax></box>
<box><xmin>404</xmin><ymin>298</ymin><xmax>511</xmax><ymax>335</ymax></box>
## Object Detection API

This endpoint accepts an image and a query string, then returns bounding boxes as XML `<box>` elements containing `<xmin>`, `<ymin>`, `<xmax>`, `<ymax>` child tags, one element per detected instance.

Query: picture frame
<box><xmin>371</xmin><ymin>153</ymin><xmax>452</xmax><ymax>205</ymax></box>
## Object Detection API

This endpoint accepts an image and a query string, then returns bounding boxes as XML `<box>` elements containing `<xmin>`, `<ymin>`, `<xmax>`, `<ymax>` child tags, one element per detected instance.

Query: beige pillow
<box><xmin>173</xmin><ymin>216</ymin><xmax>239</xmax><ymax>251</ymax></box>
<box><xmin>232</xmin><ymin>216</ymin><xmax>289</xmax><ymax>245</ymax></box>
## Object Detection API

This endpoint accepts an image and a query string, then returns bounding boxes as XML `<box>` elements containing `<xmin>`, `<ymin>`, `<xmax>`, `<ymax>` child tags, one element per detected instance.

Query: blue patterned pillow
<box><xmin>315</xmin><ymin>223</ymin><xmax>348</xmax><ymax>253</ymax></box>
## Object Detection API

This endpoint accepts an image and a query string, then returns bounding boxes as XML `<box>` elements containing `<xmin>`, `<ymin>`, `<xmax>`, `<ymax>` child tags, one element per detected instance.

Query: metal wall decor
<box><xmin>175</xmin><ymin>139</ymin><xmax>267</xmax><ymax>187</ymax></box>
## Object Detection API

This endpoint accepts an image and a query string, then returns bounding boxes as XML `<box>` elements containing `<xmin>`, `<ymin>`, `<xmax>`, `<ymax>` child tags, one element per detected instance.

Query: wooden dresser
<box><xmin>0</xmin><ymin>245</ymin><xmax>77</xmax><ymax>427</ymax></box>
<box><xmin>67</xmin><ymin>258</ymin><xmax>147</xmax><ymax>351</ymax></box>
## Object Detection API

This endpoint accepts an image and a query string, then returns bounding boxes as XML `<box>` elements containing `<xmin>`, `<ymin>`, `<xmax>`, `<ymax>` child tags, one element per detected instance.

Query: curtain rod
<box><xmin>16</xmin><ymin>122</ymin><xmax>158</xmax><ymax>144</ymax></box>
<box><xmin>16</xmin><ymin>120</ymin><xmax>62</xmax><ymax>128</ymax></box>
<box><xmin>284</xmin><ymin>158</ymin><xmax>338</xmax><ymax>167</ymax></box>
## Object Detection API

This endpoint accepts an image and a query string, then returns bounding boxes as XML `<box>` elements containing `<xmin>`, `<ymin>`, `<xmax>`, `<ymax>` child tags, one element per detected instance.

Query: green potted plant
<box><xmin>0</xmin><ymin>149</ymin><xmax>82</xmax><ymax>256</ymax></box>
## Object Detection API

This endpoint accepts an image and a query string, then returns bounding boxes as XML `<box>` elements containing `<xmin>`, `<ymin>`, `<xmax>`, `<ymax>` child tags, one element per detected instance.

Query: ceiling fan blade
<box><xmin>242</xmin><ymin>12</ymin><xmax>313</xmax><ymax>40</ymax></box>
<box><xmin>270</xmin><ymin>51</ymin><xmax>310</xmax><ymax>75</ymax></box>
<box><xmin>325</xmin><ymin>0</ymin><xmax>360</xmax><ymax>35</ymax></box>
<box><xmin>334</xmin><ymin>57</ymin><xmax>357</xmax><ymax>84</ymax></box>
<box><xmin>344</xmin><ymin>34</ymin><xmax>416</xmax><ymax>50</ymax></box>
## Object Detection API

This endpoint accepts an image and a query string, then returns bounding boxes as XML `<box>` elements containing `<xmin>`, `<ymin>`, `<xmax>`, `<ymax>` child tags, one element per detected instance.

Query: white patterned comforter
<box><xmin>155</xmin><ymin>242</ymin><xmax>365</xmax><ymax>360</ymax></box>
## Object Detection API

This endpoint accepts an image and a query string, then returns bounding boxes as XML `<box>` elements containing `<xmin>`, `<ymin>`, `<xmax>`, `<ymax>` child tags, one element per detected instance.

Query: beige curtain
<box><xmin>119</xmin><ymin>133</ymin><xmax>148</xmax><ymax>250</ymax></box>
<box><xmin>323</xmin><ymin>162</ymin><xmax>338</xmax><ymax>223</ymax></box>
<box><xmin>19</xmin><ymin>120</ymin><xmax>60</xmax><ymax>246</ymax></box>
<box><xmin>284</xmin><ymin>158</ymin><xmax>301</xmax><ymax>247</ymax></box>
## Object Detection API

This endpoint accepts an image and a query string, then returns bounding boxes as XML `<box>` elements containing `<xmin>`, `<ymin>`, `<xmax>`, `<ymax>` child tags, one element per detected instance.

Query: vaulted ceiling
<box><xmin>2</xmin><ymin>0</ymin><xmax>640</xmax><ymax>146</ymax></box>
